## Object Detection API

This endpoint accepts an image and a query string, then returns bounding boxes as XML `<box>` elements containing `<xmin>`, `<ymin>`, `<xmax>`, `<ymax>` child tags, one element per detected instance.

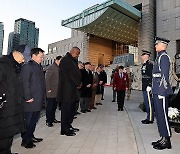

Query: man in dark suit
<box><xmin>21</xmin><ymin>48</ymin><xmax>46</xmax><ymax>148</ymax></box>
<box><xmin>80</xmin><ymin>62</ymin><xmax>93</xmax><ymax>113</ymax></box>
<box><xmin>113</xmin><ymin>66</ymin><xmax>129</xmax><ymax>111</ymax></box>
<box><xmin>100</xmin><ymin>65</ymin><xmax>107</xmax><ymax>100</ymax></box>
<box><xmin>57</xmin><ymin>47</ymin><xmax>81</xmax><ymax>136</ymax></box>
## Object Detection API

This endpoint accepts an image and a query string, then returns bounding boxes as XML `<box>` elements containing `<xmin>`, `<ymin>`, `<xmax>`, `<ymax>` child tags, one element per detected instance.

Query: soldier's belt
<box><xmin>153</xmin><ymin>73</ymin><xmax>161</xmax><ymax>78</ymax></box>
<box><xmin>142</xmin><ymin>76</ymin><xmax>151</xmax><ymax>79</ymax></box>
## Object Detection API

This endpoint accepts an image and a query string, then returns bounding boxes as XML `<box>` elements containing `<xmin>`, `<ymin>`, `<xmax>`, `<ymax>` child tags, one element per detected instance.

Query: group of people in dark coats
<box><xmin>57</xmin><ymin>47</ymin><xmax>107</xmax><ymax>136</ymax></box>
<box><xmin>0</xmin><ymin>45</ymin><xmax>108</xmax><ymax>153</ymax></box>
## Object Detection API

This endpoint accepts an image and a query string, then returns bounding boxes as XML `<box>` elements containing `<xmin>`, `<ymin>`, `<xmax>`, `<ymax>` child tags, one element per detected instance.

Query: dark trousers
<box><xmin>117</xmin><ymin>90</ymin><xmax>126</xmax><ymax>110</ymax></box>
<box><xmin>143</xmin><ymin>91</ymin><xmax>154</xmax><ymax>121</ymax></box>
<box><xmin>61</xmin><ymin>101</ymin><xmax>76</xmax><ymax>132</ymax></box>
<box><xmin>0</xmin><ymin>137</ymin><xmax>13</xmax><ymax>154</ymax></box>
<box><xmin>80</xmin><ymin>97</ymin><xmax>91</xmax><ymax>111</ymax></box>
<box><xmin>101</xmin><ymin>85</ymin><xmax>105</xmax><ymax>99</ymax></box>
<box><xmin>46</xmin><ymin>98</ymin><xmax>57</xmax><ymax>123</ymax></box>
<box><xmin>75</xmin><ymin>100</ymin><xmax>80</xmax><ymax>113</ymax></box>
<box><xmin>21</xmin><ymin>111</ymin><xmax>40</xmax><ymax>144</ymax></box>
<box><xmin>75</xmin><ymin>90</ymin><xmax>81</xmax><ymax>113</ymax></box>
<box><xmin>112</xmin><ymin>88</ymin><xmax>117</xmax><ymax>101</ymax></box>
<box><xmin>153</xmin><ymin>95</ymin><xmax>171</xmax><ymax>137</ymax></box>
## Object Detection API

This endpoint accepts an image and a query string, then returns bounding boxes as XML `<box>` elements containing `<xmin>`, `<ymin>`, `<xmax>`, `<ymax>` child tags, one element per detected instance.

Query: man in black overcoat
<box><xmin>57</xmin><ymin>47</ymin><xmax>81</xmax><ymax>136</ymax></box>
<box><xmin>20</xmin><ymin>48</ymin><xmax>46</xmax><ymax>148</ymax></box>
<box><xmin>0</xmin><ymin>46</ymin><xmax>28</xmax><ymax>154</ymax></box>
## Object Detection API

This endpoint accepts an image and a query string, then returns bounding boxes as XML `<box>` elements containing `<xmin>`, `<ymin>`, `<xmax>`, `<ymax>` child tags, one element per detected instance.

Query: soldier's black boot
<box><xmin>151</xmin><ymin>137</ymin><xmax>163</xmax><ymax>146</ymax></box>
<box><xmin>153</xmin><ymin>137</ymin><xmax>172</xmax><ymax>150</ymax></box>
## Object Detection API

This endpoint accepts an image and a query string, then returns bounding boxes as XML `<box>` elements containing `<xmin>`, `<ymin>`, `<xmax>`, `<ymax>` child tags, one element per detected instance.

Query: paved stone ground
<box><xmin>125</xmin><ymin>89</ymin><xmax>180</xmax><ymax>154</ymax></box>
<box><xmin>11</xmin><ymin>87</ymin><xmax>180</xmax><ymax>154</ymax></box>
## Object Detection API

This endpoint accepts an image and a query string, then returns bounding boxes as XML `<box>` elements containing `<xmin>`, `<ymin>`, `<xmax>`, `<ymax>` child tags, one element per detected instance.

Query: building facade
<box><xmin>156</xmin><ymin>0</ymin><xmax>180</xmax><ymax>57</ymax></box>
<box><xmin>43</xmin><ymin>0</ymin><xmax>180</xmax><ymax>67</ymax></box>
<box><xmin>8</xmin><ymin>18</ymin><xmax>39</xmax><ymax>52</ymax></box>
<box><xmin>0</xmin><ymin>22</ymin><xmax>4</xmax><ymax>55</ymax></box>
<box><xmin>42</xmin><ymin>30</ymin><xmax>85</xmax><ymax>66</ymax></box>
<box><xmin>7</xmin><ymin>32</ymin><xmax>14</xmax><ymax>55</ymax></box>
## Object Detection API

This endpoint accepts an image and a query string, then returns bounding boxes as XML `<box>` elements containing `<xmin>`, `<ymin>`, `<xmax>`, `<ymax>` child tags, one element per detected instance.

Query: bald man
<box><xmin>57</xmin><ymin>47</ymin><xmax>81</xmax><ymax>136</ymax></box>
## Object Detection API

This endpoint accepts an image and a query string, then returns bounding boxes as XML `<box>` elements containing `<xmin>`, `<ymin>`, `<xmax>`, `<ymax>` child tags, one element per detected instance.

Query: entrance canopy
<box><xmin>61</xmin><ymin>0</ymin><xmax>141</xmax><ymax>44</ymax></box>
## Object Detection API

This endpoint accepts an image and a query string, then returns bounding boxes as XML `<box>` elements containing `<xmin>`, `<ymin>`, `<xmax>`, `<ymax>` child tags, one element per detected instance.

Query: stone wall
<box><xmin>156</xmin><ymin>0</ymin><xmax>180</xmax><ymax>58</ymax></box>
<box><xmin>126</xmin><ymin>0</ymin><xmax>156</xmax><ymax>62</ymax></box>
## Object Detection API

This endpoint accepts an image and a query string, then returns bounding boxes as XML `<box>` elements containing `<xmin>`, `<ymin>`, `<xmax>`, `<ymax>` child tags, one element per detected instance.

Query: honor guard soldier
<box><xmin>141</xmin><ymin>50</ymin><xmax>154</xmax><ymax>124</ymax></box>
<box><xmin>151</xmin><ymin>37</ymin><xmax>173</xmax><ymax>150</ymax></box>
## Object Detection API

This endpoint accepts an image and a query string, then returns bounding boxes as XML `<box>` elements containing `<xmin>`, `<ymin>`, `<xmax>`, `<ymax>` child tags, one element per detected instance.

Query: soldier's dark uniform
<box><xmin>152</xmin><ymin>37</ymin><xmax>173</xmax><ymax>150</ymax></box>
<box><xmin>141</xmin><ymin>50</ymin><xmax>154</xmax><ymax>124</ymax></box>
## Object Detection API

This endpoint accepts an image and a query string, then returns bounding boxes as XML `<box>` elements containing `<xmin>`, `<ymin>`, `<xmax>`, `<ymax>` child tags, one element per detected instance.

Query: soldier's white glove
<box><xmin>158</xmin><ymin>95</ymin><xmax>165</xmax><ymax>99</ymax></box>
<box><xmin>146</xmin><ymin>86</ymin><xmax>151</xmax><ymax>92</ymax></box>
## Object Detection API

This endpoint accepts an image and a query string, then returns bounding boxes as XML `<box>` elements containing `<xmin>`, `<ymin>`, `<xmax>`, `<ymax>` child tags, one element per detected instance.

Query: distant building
<box><xmin>7</xmin><ymin>32</ymin><xmax>14</xmax><ymax>55</ymax></box>
<box><xmin>43</xmin><ymin>30</ymin><xmax>85</xmax><ymax>66</ymax></box>
<box><xmin>0</xmin><ymin>22</ymin><xmax>4</xmax><ymax>55</ymax></box>
<box><xmin>10</xmin><ymin>18</ymin><xmax>39</xmax><ymax>51</ymax></box>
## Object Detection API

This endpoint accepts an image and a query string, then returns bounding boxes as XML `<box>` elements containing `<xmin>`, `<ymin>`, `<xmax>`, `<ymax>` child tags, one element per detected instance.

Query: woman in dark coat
<box><xmin>0</xmin><ymin>49</ymin><xmax>26</xmax><ymax>154</ymax></box>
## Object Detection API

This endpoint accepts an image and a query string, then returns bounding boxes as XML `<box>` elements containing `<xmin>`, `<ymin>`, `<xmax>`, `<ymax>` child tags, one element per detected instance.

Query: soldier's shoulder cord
<box><xmin>158</xmin><ymin>53</ymin><xmax>171</xmax><ymax>71</ymax></box>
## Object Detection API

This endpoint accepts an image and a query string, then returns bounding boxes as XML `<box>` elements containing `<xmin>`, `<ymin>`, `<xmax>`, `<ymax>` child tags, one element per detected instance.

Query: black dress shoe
<box><xmin>98</xmin><ymin>103</ymin><xmax>102</xmax><ymax>105</ymax></box>
<box><xmin>121</xmin><ymin>108</ymin><xmax>124</xmax><ymax>111</ymax></box>
<box><xmin>101</xmin><ymin>98</ymin><xmax>104</xmax><ymax>100</ymax></box>
<box><xmin>86</xmin><ymin>109</ymin><xmax>91</xmax><ymax>112</ymax></box>
<box><xmin>112</xmin><ymin>100</ymin><xmax>115</xmax><ymax>102</ymax></box>
<box><xmin>152</xmin><ymin>137</ymin><xmax>163</xmax><ymax>146</ymax></box>
<box><xmin>53</xmin><ymin>119</ymin><xmax>61</xmax><ymax>123</ymax></box>
<box><xmin>92</xmin><ymin>107</ymin><xmax>97</xmax><ymax>109</ymax></box>
<box><xmin>32</xmin><ymin>137</ymin><xmax>43</xmax><ymax>143</ymax></box>
<box><xmin>46</xmin><ymin>122</ymin><xmax>54</xmax><ymax>127</ymax></box>
<box><xmin>61</xmin><ymin>130</ymin><xmax>76</xmax><ymax>136</ymax></box>
<box><xmin>153</xmin><ymin>137</ymin><xmax>172</xmax><ymax>150</ymax></box>
<box><xmin>118</xmin><ymin>108</ymin><xmax>120</xmax><ymax>111</ymax></box>
<box><xmin>81</xmin><ymin>110</ymin><xmax>86</xmax><ymax>113</ymax></box>
<box><xmin>70</xmin><ymin>127</ymin><xmax>80</xmax><ymax>132</ymax></box>
<box><xmin>73</xmin><ymin>116</ymin><xmax>77</xmax><ymax>119</ymax></box>
<box><xmin>21</xmin><ymin>142</ymin><xmax>36</xmax><ymax>148</ymax></box>
<box><xmin>141</xmin><ymin>119</ymin><xmax>153</xmax><ymax>124</ymax></box>
<box><xmin>76</xmin><ymin>112</ymin><xmax>81</xmax><ymax>115</ymax></box>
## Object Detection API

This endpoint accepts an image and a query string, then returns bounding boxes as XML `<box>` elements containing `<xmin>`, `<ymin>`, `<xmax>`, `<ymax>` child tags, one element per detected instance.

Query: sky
<box><xmin>0</xmin><ymin>0</ymin><xmax>105</xmax><ymax>54</ymax></box>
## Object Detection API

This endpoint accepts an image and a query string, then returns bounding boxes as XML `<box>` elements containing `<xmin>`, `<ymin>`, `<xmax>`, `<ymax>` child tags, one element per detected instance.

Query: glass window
<box><xmin>162</xmin><ymin>0</ymin><xmax>167</xmax><ymax>11</ymax></box>
<box><xmin>175</xmin><ymin>0</ymin><xmax>180</xmax><ymax>7</ymax></box>
<box><xmin>175</xmin><ymin>16</ymin><xmax>180</xmax><ymax>30</ymax></box>
<box><xmin>162</xmin><ymin>19</ymin><xmax>168</xmax><ymax>32</ymax></box>
<box><xmin>176</xmin><ymin>40</ymin><xmax>180</xmax><ymax>53</ymax></box>
<box><xmin>53</xmin><ymin>47</ymin><xmax>57</xmax><ymax>51</ymax></box>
